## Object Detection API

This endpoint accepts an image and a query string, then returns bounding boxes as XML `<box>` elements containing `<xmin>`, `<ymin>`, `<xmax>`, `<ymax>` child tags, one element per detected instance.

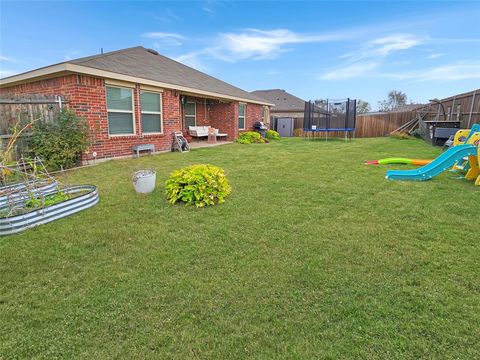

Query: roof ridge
<box><xmin>69</xmin><ymin>46</ymin><xmax>145</xmax><ymax>64</ymax></box>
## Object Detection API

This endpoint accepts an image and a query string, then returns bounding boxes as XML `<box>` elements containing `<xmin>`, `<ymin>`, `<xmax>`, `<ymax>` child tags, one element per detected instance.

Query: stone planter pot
<box><xmin>132</xmin><ymin>170</ymin><xmax>156</xmax><ymax>194</ymax></box>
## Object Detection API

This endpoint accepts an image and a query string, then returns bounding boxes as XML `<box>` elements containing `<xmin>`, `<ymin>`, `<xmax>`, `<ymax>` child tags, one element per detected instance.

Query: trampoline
<box><xmin>303</xmin><ymin>98</ymin><xmax>357</xmax><ymax>141</ymax></box>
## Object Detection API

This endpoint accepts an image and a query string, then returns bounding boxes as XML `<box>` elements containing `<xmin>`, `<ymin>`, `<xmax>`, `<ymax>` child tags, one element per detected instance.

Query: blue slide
<box><xmin>386</xmin><ymin>144</ymin><xmax>478</xmax><ymax>181</ymax></box>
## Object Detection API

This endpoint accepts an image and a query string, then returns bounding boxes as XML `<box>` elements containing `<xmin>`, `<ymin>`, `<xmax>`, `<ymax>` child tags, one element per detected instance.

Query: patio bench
<box><xmin>188</xmin><ymin>126</ymin><xmax>209</xmax><ymax>138</ymax></box>
<box><xmin>132</xmin><ymin>143</ymin><xmax>155</xmax><ymax>158</ymax></box>
<box><xmin>189</xmin><ymin>126</ymin><xmax>227</xmax><ymax>140</ymax></box>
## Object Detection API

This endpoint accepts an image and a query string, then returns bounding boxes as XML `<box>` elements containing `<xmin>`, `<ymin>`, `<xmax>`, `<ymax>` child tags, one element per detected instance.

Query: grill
<box><xmin>254</xmin><ymin>121</ymin><xmax>267</xmax><ymax>137</ymax></box>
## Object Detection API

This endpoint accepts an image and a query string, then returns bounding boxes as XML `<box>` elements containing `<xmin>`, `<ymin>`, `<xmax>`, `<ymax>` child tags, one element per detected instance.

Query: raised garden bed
<box><xmin>0</xmin><ymin>180</ymin><xmax>58</xmax><ymax>206</ymax></box>
<box><xmin>0</xmin><ymin>185</ymin><xmax>99</xmax><ymax>235</ymax></box>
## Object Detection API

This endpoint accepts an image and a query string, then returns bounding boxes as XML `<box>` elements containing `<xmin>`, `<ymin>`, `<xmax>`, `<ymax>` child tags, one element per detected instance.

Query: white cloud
<box><xmin>174</xmin><ymin>51</ymin><xmax>210</xmax><ymax>71</ymax></box>
<box><xmin>142</xmin><ymin>32</ymin><xmax>185</xmax><ymax>46</ymax></box>
<box><xmin>64</xmin><ymin>50</ymin><xmax>82</xmax><ymax>61</ymax></box>
<box><xmin>384</xmin><ymin>61</ymin><xmax>480</xmax><ymax>82</ymax></box>
<box><xmin>321</xmin><ymin>33</ymin><xmax>427</xmax><ymax>81</ymax></box>
<box><xmin>428</xmin><ymin>52</ymin><xmax>445</xmax><ymax>59</ymax></box>
<box><xmin>319</xmin><ymin>62</ymin><xmax>379</xmax><ymax>80</ymax></box>
<box><xmin>219</xmin><ymin>28</ymin><xmax>348</xmax><ymax>61</ymax></box>
<box><xmin>320</xmin><ymin>60</ymin><xmax>480</xmax><ymax>82</ymax></box>
<box><xmin>202</xmin><ymin>6</ymin><xmax>214</xmax><ymax>14</ymax></box>
<box><xmin>0</xmin><ymin>55</ymin><xmax>17</xmax><ymax>78</ymax></box>
<box><xmin>266</xmin><ymin>69</ymin><xmax>280</xmax><ymax>75</ymax></box>
<box><xmin>143</xmin><ymin>32</ymin><xmax>184</xmax><ymax>40</ymax></box>
<box><xmin>0</xmin><ymin>69</ymin><xmax>17</xmax><ymax>78</ymax></box>
<box><xmin>391</xmin><ymin>60</ymin><xmax>411</xmax><ymax>66</ymax></box>
<box><xmin>341</xmin><ymin>33</ymin><xmax>425</xmax><ymax>61</ymax></box>
<box><xmin>174</xmin><ymin>28</ymin><xmax>353</xmax><ymax>69</ymax></box>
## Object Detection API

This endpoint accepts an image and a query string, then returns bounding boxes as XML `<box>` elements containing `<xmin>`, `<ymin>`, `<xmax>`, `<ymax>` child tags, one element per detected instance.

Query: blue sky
<box><xmin>1</xmin><ymin>1</ymin><xmax>479</xmax><ymax>109</ymax></box>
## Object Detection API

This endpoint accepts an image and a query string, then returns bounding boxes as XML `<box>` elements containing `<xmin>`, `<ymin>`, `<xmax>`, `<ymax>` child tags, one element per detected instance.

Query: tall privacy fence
<box><xmin>287</xmin><ymin>89</ymin><xmax>480</xmax><ymax>138</ymax></box>
<box><xmin>287</xmin><ymin>111</ymin><xmax>411</xmax><ymax>138</ymax></box>
<box><xmin>355</xmin><ymin>89</ymin><xmax>480</xmax><ymax>138</ymax></box>
<box><xmin>355</xmin><ymin>111</ymin><xmax>418</xmax><ymax>137</ymax></box>
<box><xmin>0</xmin><ymin>95</ymin><xmax>67</xmax><ymax>160</ymax></box>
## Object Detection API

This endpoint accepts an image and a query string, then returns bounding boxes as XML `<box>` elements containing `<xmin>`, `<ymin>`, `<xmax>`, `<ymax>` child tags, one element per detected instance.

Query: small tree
<box><xmin>378</xmin><ymin>90</ymin><xmax>408</xmax><ymax>112</ymax></box>
<box><xmin>30</xmin><ymin>109</ymin><xmax>90</xmax><ymax>170</ymax></box>
<box><xmin>356</xmin><ymin>100</ymin><xmax>371</xmax><ymax>114</ymax></box>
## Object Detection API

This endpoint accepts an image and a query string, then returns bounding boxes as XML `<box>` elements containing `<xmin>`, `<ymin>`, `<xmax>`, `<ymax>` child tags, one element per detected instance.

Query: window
<box><xmin>141</xmin><ymin>91</ymin><xmax>162</xmax><ymax>133</ymax></box>
<box><xmin>238</xmin><ymin>103</ymin><xmax>246</xmax><ymax>129</ymax></box>
<box><xmin>106</xmin><ymin>86</ymin><xmax>134</xmax><ymax>135</ymax></box>
<box><xmin>185</xmin><ymin>102</ymin><xmax>196</xmax><ymax>128</ymax></box>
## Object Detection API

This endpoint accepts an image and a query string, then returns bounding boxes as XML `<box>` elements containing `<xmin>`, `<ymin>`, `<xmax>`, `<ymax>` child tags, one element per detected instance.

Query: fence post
<box><xmin>468</xmin><ymin>91</ymin><xmax>476</xmax><ymax>128</ymax></box>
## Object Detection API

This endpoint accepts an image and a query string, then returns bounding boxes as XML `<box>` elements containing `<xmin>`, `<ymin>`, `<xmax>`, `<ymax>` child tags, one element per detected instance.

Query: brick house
<box><xmin>0</xmin><ymin>46</ymin><xmax>273</xmax><ymax>160</ymax></box>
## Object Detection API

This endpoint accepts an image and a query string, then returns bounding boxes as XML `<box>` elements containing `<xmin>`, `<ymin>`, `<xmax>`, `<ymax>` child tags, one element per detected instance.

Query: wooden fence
<box><xmin>355</xmin><ymin>111</ymin><xmax>415</xmax><ymax>137</ymax></box>
<box><xmin>295</xmin><ymin>112</ymin><xmax>414</xmax><ymax>138</ymax></box>
<box><xmin>412</xmin><ymin>89</ymin><xmax>480</xmax><ymax>128</ymax></box>
<box><xmin>0</xmin><ymin>95</ymin><xmax>67</xmax><ymax>160</ymax></box>
<box><xmin>0</xmin><ymin>95</ymin><xmax>66</xmax><ymax>134</ymax></box>
<box><xmin>352</xmin><ymin>89</ymin><xmax>480</xmax><ymax>138</ymax></box>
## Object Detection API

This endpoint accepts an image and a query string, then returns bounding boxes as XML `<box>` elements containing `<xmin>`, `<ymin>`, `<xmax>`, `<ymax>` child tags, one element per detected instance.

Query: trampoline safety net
<box><xmin>304</xmin><ymin>98</ymin><xmax>357</xmax><ymax>132</ymax></box>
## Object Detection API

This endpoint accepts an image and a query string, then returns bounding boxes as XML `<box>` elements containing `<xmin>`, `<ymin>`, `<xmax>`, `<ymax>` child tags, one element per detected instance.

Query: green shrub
<box><xmin>293</xmin><ymin>128</ymin><xmax>303</xmax><ymax>137</ymax></box>
<box><xmin>30</xmin><ymin>109</ymin><xmax>90</xmax><ymax>170</ymax></box>
<box><xmin>165</xmin><ymin>164</ymin><xmax>231</xmax><ymax>207</ymax></box>
<box><xmin>390</xmin><ymin>132</ymin><xmax>413</xmax><ymax>140</ymax></box>
<box><xmin>235</xmin><ymin>131</ymin><xmax>265</xmax><ymax>144</ymax></box>
<box><xmin>265</xmin><ymin>129</ymin><xmax>280</xmax><ymax>140</ymax></box>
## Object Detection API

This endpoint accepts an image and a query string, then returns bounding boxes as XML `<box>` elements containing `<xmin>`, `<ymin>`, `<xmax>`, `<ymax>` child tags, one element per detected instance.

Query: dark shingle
<box><xmin>69</xmin><ymin>47</ymin><xmax>269</xmax><ymax>104</ymax></box>
<box><xmin>250</xmin><ymin>89</ymin><xmax>305</xmax><ymax>111</ymax></box>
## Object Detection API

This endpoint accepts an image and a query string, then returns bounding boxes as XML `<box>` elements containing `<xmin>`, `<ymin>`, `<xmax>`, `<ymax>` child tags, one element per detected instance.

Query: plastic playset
<box><xmin>383</xmin><ymin>125</ymin><xmax>480</xmax><ymax>186</ymax></box>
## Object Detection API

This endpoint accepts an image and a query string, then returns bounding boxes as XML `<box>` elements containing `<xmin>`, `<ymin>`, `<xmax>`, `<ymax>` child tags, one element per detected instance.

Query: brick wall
<box><xmin>245</xmin><ymin>103</ymin><xmax>264</xmax><ymax>133</ymax></box>
<box><xmin>0</xmin><ymin>74</ymin><xmax>183</xmax><ymax>160</ymax></box>
<box><xmin>0</xmin><ymin>74</ymin><xmax>269</xmax><ymax>159</ymax></box>
<box><xmin>207</xmin><ymin>101</ymin><xmax>265</xmax><ymax>140</ymax></box>
<box><xmin>208</xmin><ymin>101</ymin><xmax>236</xmax><ymax>140</ymax></box>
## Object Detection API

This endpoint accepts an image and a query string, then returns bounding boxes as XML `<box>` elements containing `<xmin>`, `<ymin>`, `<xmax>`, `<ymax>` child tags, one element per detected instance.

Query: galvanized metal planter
<box><xmin>0</xmin><ymin>185</ymin><xmax>99</xmax><ymax>235</ymax></box>
<box><xmin>0</xmin><ymin>180</ymin><xmax>58</xmax><ymax>207</ymax></box>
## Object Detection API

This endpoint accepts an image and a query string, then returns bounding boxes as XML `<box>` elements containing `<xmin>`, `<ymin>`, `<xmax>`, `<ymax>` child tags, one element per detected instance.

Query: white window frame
<box><xmin>238</xmin><ymin>103</ymin><xmax>246</xmax><ymax>130</ymax></box>
<box><xmin>140</xmin><ymin>90</ymin><xmax>163</xmax><ymax>135</ymax></box>
<box><xmin>106</xmin><ymin>85</ymin><xmax>135</xmax><ymax>136</ymax></box>
<box><xmin>185</xmin><ymin>101</ymin><xmax>196</xmax><ymax>128</ymax></box>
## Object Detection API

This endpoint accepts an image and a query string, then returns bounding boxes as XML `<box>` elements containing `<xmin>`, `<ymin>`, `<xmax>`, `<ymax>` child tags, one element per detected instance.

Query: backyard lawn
<box><xmin>1</xmin><ymin>137</ymin><xmax>479</xmax><ymax>359</ymax></box>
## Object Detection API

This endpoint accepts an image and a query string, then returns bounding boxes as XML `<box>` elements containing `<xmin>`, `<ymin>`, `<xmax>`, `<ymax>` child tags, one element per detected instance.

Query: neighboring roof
<box><xmin>0</xmin><ymin>46</ymin><xmax>273</xmax><ymax>106</ymax></box>
<box><xmin>250</xmin><ymin>89</ymin><xmax>305</xmax><ymax>111</ymax></box>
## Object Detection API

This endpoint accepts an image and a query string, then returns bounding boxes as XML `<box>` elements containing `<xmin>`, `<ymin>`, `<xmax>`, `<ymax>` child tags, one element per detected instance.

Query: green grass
<box><xmin>1</xmin><ymin>137</ymin><xmax>479</xmax><ymax>359</ymax></box>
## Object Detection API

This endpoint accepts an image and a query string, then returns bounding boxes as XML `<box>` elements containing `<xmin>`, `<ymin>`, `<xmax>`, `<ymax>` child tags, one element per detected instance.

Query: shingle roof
<box><xmin>1</xmin><ymin>46</ymin><xmax>272</xmax><ymax>105</ymax></box>
<box><xmin>250</xmin><ymin>89</ymin><xmax>305</xmax><ymax>111</ymax></box>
